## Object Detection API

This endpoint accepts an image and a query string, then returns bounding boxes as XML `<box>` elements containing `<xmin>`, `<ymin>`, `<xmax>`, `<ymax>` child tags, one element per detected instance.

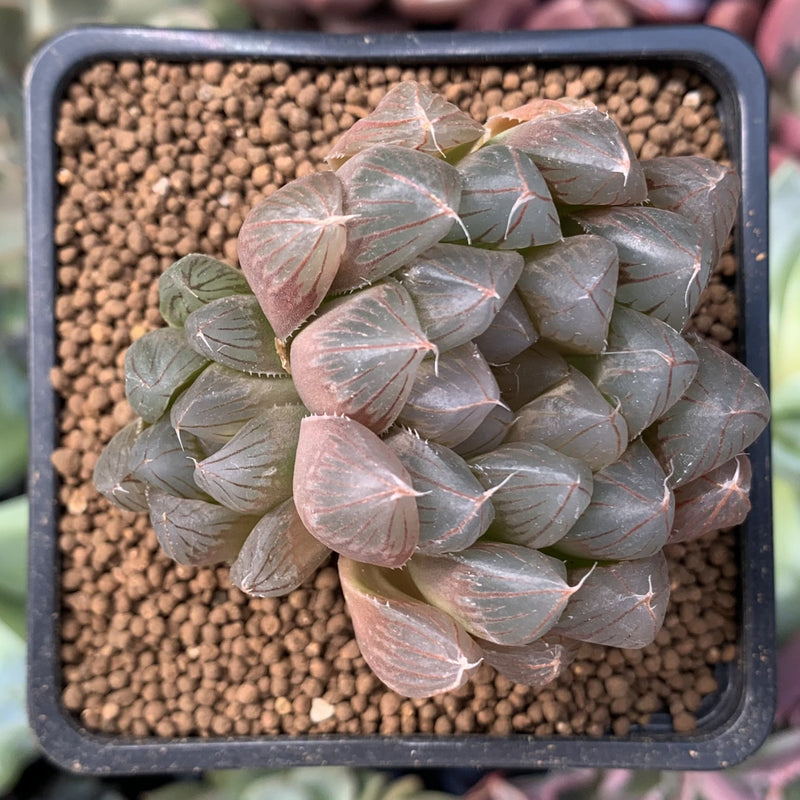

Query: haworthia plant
<box><xmin>94</xmin><ymin>80</ymin><xmax>769</xmax><ymax>700</ymax></box>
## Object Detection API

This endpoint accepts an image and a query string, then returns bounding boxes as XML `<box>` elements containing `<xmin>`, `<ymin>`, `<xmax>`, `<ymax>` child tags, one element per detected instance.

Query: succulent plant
<box><xmin>94</xmin><ymin>81</ymin><xmax>769</xmax><ymax>700</ymax></box>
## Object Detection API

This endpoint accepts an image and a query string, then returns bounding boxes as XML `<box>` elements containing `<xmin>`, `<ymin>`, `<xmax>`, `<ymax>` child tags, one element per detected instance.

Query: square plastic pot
<box><xmin>26</xmin><ymin>25</ymin><xmax>773</xmax><ymax>775</ymax></box>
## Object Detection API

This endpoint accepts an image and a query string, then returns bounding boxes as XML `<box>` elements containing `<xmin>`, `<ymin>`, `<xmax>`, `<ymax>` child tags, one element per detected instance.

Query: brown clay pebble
<box><xmin>54</xmin><ymin>59</ymin><xmax>740</xmax><ymax>740</ymax></box>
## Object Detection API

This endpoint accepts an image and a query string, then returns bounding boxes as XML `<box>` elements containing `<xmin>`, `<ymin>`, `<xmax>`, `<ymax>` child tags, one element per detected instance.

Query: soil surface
<box><xmin>52</xmin><ymin>58</ymin><xmax>740</xmax><ymax>739</ymax></box>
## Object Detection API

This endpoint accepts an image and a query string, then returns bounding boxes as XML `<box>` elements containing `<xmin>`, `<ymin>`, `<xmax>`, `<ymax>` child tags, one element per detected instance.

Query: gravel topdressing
<box><xmin>52</xmin><ymin>57</ymin><xmax>740</xmax><ymax>740</ymax></box>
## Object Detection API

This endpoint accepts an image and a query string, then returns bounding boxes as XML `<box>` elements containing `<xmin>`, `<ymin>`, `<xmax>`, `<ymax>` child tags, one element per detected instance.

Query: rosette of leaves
<box><xmin>94</xmin><ymin>81</ymin><xmax>770</xmax><ymax>701</ymax></box>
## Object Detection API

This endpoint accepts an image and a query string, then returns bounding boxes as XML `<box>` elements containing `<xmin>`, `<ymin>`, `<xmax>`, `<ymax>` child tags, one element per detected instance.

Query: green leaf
<box><xmin>573</xmin><ymin>206</ymin><xmax>713</xmax><ymax>331</ymax></box>
<box><xmin>507</xmin><ymin>366</ymin><xmax>628</xmax><ymax>472</ymax></box>
<box><xmin>0</xmin><ymin>495</ymin><xmax>27</xmax><ymax>604</ymax></box>
<box><xmin>171</xmin><ymin>362</ymin><xmax>300</xmax><ymax>446</ymax></box>
<box><xmin>646</xmin><ymin>338</ymin><xmax>770</xmax><ymax>487</ymax></box>
<box><xmin>148</xmin><ymin>489</ymin><xmax>257</xmax><ymax>566</ymax></box>
<box><xmin>571</xmin><ymin>305</ymin><xmax>700</xmax><ymax>439</ymax></box>
<box><xmin>470</xmin><ymin>442</ymin><xmax>593</xmax><ymax>549</ymax></box>
<box><xmin>396</xmin><ymin>342</ymin><xmax>501</xmax><ymax>448</ymax></box>
<box><xmin>93</xmin><ymin>420</ymin><xmax>149</xmax><ymax>512</ymax></box>
<box><xmin>290</xmin><ymin>281</ymin><xmax>434</xmax><ymax>433</ymax></box>
<box><xmin>517</xmin><ymin>235</ymin><xmax>618</xmax><ymax>355</ymax></box>
<box><xmin>443</xmin><ymin>144</ymin><xmax>561</xmax><ymax>249</ymax></box>
<box><xmin>555</xmin><ymin>438</ymin><xmax>673</xmax><ymax>561</ymax></box>
<box><xmin>338</xmin><ymin>558</ymin><xmax>482</xmax><ymax>697</ymax></box>
<box><xmin>293</xmin><ymin>416</ymin><xmax>420</xmax><ymax>568</ymax></box>
<box><xmin>230</xmin><ymin>498</ymin><xmax>330</xmax><ymax>597</ymax></box>
<box><xmin>124</xmin><ymin>328</ymin><xmax>209</xmax><ymax>423</ymax></box>
<box><xmin>552</xmin><ymin>554</ymin><xmax>670</xmax><ymax>648</ymax></box>
<box><xmin>0</xmin><ymin>618</ymin><xmax>36</xmax><ymax>795</ymax></box>
<box><xmin>332</xmin><ymin>145</ymin><xmax>462</xmax><ymax>291</ymax></box>
<box><xmin>386</xmin><ymin>429</ymin><xmax>494</xmax><ymax>555</ymax></box>
<box><xmin>184</xmin><ymin>294</ymin><xmax>286</xmax><ymax>376</ymax></box>
<box><xmin>158</xmin><ymin>253</ymin><xmax>251</xmax><ymax>328</ymax></box>
<box><xmin>238</xmin><ymin>172</ymin><xmax>349</xmax><ymax>340</ymax></box>
<box><xmin>407</xmin><ymin>542</ymin><xmax>576</xmax><ymax>646</ymax></box>
<box><xmin>396</xmin><ymin>243</ymin><xmax>524</xmax><ymax>353</ymax></box>
<box><xmin>193</xmin><ymin>405</ymin><xmax>305</xmax><ymax>514</ymax></box>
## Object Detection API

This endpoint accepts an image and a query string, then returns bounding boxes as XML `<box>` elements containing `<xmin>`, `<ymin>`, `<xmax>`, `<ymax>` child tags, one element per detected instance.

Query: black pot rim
<box><xmin>25</xmin><ymin>24</ymin><xmax>773</xmax><ymax>775</ymax></box>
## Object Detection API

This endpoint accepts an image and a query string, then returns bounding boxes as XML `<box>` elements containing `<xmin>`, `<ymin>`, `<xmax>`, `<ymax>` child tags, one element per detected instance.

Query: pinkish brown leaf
<box><xmin>453</xmin><ymin>404</ymin><xmax>516</xmax><ymax>459</ymax></box>
<box><xmin>386</xmin><ymin>429</ymin><xmax>494</xmax><ymax>554</ymax></box>
<box><xmin>573</xmin><ymin>206</ymin><xmax>713</xmax><ymax>331</ymax></box>
<box><xmin>407</xmin><ymin>542</ymin><xmax>576</xmax><ymax>646</ymax></box>
<box><xmin>147</xmin><ymin>488</ymin><xmax>257</xmax><ymax>566</ymax></box>
<box><xmin>477</xmin><ymin>634</ymin><xmax>580</xmax><ymax>688</ymax></box>
<box><xmin>230</xmin><ymin>497</ymin><xmax>331</xmax><ymax>597</ymax></box>
<box><xmin>327</xmin><ymin>81</ymin><xmax>484</xmax><ymax>168</ymax></box>
<box><xmin>643</xmin><ymin>156</ymin><xmax>741</xmax><ymax>264</ymax></box>
<box><xmin>289</xmin><ymin>281</ymin><xmax>434</xmax><ymax>433</ymax></box>
<box><xmin>396</xmin><ymin>243</ymin><xmax>524</xmax><ymax>353</ymax></box>
<box><xmin>517</xmin><ymin>235</ymin><xmax>619</xmax><ymax>354</ymax></box>
<box><xmin>492</xmin><ymin>341</ymin><xmax>570</xmax><ymax>411</ymax></box>
<box><xmin>493</xmin><ymin>99</ymin><xmax>647</xmax><ymax>206</ymax></box>
<box><xmin>470</xmin><ymin>442</ymin><xmax>593</xmax><ymax>549</ymax></box>
<box><xmin>506</xmin><ymin>366</ymin><xmax>629</xmax><ymax>471</ymax></box>
<box><xmin>237</xmin><ymin>171</ymin><xmax>350</xmax><ymax>339</ymax></box>
<box><xmin>443</xmin><ymin>144</ymin><xmax>562</xmax><ymax>249</ymax></box>
<box><xmin>293</xmin><ymin>415</ymin><xmax>420</xmax><ymax>567</ymax></box>
<box><xmin>397</xmin><ymin>342</ymin><xmax>501</xmax><ymax>447</ymax></box>
<box><xmin>93</xmin><ymin>420</ymin><xmax>149</xmax><ymax>512</ymax></box>
<box><xmin>552</xmin><ymin>553</ymin><xmax>670</xmax><ymax>648</ymax></box>
<box><xmin>669</xmin><ymin>454</ymin><xmax>752</xmax><ymax>543</ymax></box>
<box><xmin>474</xmin><ymin>290</ymin><xmax>538</xmax><ymax>365</ymax></box>
<box><xmin>338</xmin><ymin>558</ymin><xmax>483</xmax><ymax>697</ymax></box>
<box><xmin>332</xmin><ymin>145</ymin><xmax>463</xmax><ymax>291</ymax></box>
<box><xmin>646</xmin><ymin>338</ymin><xmax>770</xmax><ymax>487</ymax></box>
<box><xmin>555</xmin><ymin>438</ymin><xmax>673</xmax><ymax>561</ymax></box>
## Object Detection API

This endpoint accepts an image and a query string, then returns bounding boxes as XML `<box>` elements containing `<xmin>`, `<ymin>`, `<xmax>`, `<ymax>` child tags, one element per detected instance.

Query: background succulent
<box><xmin>94</xmin><ymin>80</ymin><xmax>769</xmax><ymax>699</ymax></box>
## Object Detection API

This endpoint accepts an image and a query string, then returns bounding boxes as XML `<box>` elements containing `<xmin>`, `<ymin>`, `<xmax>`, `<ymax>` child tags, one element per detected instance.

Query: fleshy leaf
<box><xmin>552</xmin><ymin>554</ymin><xmax>670</xmax><ymax>648</ymax></box>
<box><xmin>338</xmin><ymin>558</ymin><xmax>483</xmax><ymax>698</ymax></box>
<box><xmin>293</xmin><ymin>415</ymin><xmax>420</xmax><ymax>567</ymax></box>
<box><xmin>230</xmin><ymin>498</ymin><xmax>331</xmax><ymax>597</ymax></box>
<box><xmin>571</xmin><ymin>305</ymin><xmax>700</xmax><ymax>439</ymax></box>
<box><xmin>486</xmin><ymin>97</ymin><xmax>596</xmax><ymax>137</ymax></box>
<box><xmin>332</xmin><ymin>145</ymin><xmax>463</xmax><ymax>291</ymax></box>
<box><xmin>645</xmin><ymin>338</ymin><xmax>770</xmax><ymax>487</ymax></box>
<box><xmin>171</xmin><ymin>362</ymin><xmax>301</xmax><ymax>445</ymax></box>
<box><xmin>158</xmin><ymin>254</ymin><xmax>251</xmax><ymax>327</ymax></box>
<box><xmin>669</xmin><ymin>454</ymin><xmax>752</xmax><ymax>543</ymax></box>
<box><xmin>193</xmin><ymin>404</ymin><xmax>305</xmax><ymax>514</ymax></box>
<box><xmin>443</xmin><ymin>145</ymin><xmax>562</xmax><ymax>249</ymax></box>
<box><xmin>408</xmin><ymin>542</ymin><xmax>576</xmax><ymax>646</ymax></box>
<box><xmin>184</xmin><ymin>294</ymin><xmax>287</xmax><ymax>376</ymax></box>
<box><xmin>147</xmin><ymin>488</ymin><xmax>257</xmax><ymax>566</ymax></box>
<box><xmin>493</xmin><ymin>99</ymin><xmax>647</xmax><ymax>206</ymax></box>
<box><xmin>555</xmin><ymin>438</ymin><xmax>673</xmax><ymax>560</ymax></box>
<box><xmin>124</xmin><ymin>328</ymin><xmax>209</xmax><ymax>423</ymax></box>
<box><xmin>470</xmin><ymin>442</ymin><xmax>593</xmax><ymax>549</ymax></box>
<box><xmin>453</xmin><ymin>404</ymin><xmax>515</xmax><ymax>459</ymax></box>
<box><xmin>290</xmin><ymin>281</ymin><xmax>434</xmax><ymax>433</ymax></box>
<box><xmin>506</xmin><ymin>366</ymin><xmax>629</xmax><ymax>471</ymax></box>
<box><xmin>517</xmin><ymin>235</ymin><xmax>619</xmax><ymax>354</ymax></box>
<box><xmin>237</xmin><ymin>171</ymin><xmax>349</xmax><ymax>339</ymax></box>
<box><xmin>129</xmin><ymin>417</ymin><xmax>206</xmax><ymax>500</ymax></box>
<box><xmin>474</xmin><ymin>290</ymin><xmax>538</xmax><ymax>365</ymax></box>
<box><xmin>327</xmin><ymin>81</ymin><xmax>484</xmax><ymax>168</ymax></box>
<box><xmin>92</xmin><ymin>420</ymin><xmax>148</xmax><ymax>511</ymax></box>
<box><xmin>397</xmin><ymin>342</ymin><xmax>501</xmax><ymax>448</ymax></box>
<box><xmin>643</xmin><ymin>156</ymin><xmax>741</xmax><ymax>263</ymax></box>
<box><xmin>386</xmin><ymin>429</ymin><xmax>494</xmax><ymax>554</ymax></box>
<box><xmin>477</xmin><ymin>634</ymin><xmax>580</xmax><ymax>688</ymax></box>
<box><xmin>396</xmin><ymin>243</ymin><xmax>524</xmax><ymax>353</ymax></box>
<box><xmin>492</xmin><ymin>341</ymin><xmax>570</xmax><ymax>411</ymax></box>
<box><xmin>573</xmin><ymin>206</ymin><xmax>713</xmax><ymax>331</ymax></box>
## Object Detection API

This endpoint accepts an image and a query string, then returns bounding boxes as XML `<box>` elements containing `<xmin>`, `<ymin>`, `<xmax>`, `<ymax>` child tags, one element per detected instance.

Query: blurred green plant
<box><xmin>770</xmin><ymin>159</ymin><xmax>800</xmax><ymax>645</ymax></box>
